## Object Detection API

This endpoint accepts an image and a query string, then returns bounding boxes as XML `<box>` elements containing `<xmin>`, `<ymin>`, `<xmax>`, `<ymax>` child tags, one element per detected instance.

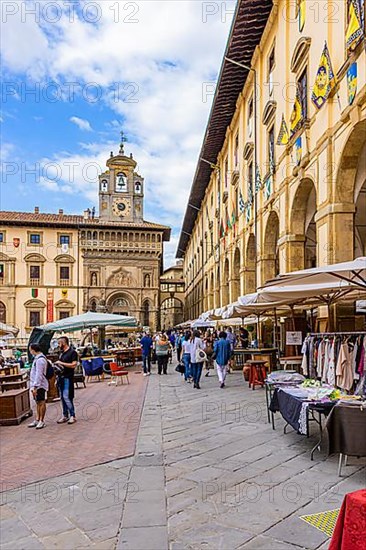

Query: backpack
<box><xmin>37</xmin><ymin>354</ymin><xmax>54</xmax><ymax>380</ymax></box>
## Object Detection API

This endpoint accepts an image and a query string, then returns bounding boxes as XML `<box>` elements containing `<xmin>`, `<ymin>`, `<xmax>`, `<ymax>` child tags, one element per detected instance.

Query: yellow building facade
<box><xmin>0</xmin><ymin>144</ymin><xmax>171</xmax><ymax>337</ymax></box>
<box><xmin>178</xmin><ymin>0</ymin><xmax>366</xmax><ymax>326</ymax></box>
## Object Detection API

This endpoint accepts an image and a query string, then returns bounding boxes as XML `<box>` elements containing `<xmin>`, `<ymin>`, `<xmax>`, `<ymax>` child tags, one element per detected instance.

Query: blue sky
<box><xmin>1</xmin><ymin>0</ymin><xmax>234</xmax><ymax>265</ymax></box>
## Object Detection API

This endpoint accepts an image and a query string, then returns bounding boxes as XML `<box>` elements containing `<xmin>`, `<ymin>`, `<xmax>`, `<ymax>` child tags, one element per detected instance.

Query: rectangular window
<box><xmin>0</xmin><ymin>233</ymin><xmax>4</xmax><ymax>243</ymax></box>
<box><xmin>60</xmin><ymin>266</ymin><xmax>70</xmax><ymax>280</ymax></box>
<box><xmin>247</xmin><ymin>98</ymin><xmax>253</xmax><ymax>138</ymax></box>
<box><xmin>59</xmin><ymin>311</ymin><xmax>70</xmax><ymax>320</ymax></box>
<box><xmin>30</xmin><ymin>311</ymin><xmax>41</xmax><ymax>327</ymax></box>
<box><xmin>234</xmin><ymin>133</ymin><xmax>239</xmax><ymax>168</ymax></box>
<box><xmin>0</xmin><ymin>264</ymin><xmax>4</xmax><ymax>283</ymax></box>
<box><xmin>30</xmin><ymin>233</ymin><xmax>41</xmax><ymax>245</ymax></box>
<box><xmin>268</xmin><ymin>46</ymin><xmax>275</xmax><ymax>96</ymax></box>
<box><xmin>59</xmin><ymin>235</ymin><xmax>70</xmax><ymax>245</ymax></box>
<box><xmin>30</xmin><ymin>265</ymin><xmax>40</xmax><ymax>280</ymax></box>
<box><xmin>298</xmin><ymin>68</ymin><xmax>308</xmax><ymax>120</ymax></box>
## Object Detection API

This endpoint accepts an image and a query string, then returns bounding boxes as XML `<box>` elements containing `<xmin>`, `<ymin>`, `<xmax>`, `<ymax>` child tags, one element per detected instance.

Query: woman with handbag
<box><xmin>190</xmin><ymin>330</ymin><xmax>206</xmax><ymax>389</ymax></box>
<box><xmin>181</xmin><ymin>330</ymin><xmax>192</xmax><ymax>382</ymax></box>
<box><xmin>203</xmin><ymin>330</ymin><xmax>214</xmax><ymax>377</ymax></box>
<box><xmin>156</xmin><ymin>334</ymin><xmax>172</xmax><ymax>375</ymax></box>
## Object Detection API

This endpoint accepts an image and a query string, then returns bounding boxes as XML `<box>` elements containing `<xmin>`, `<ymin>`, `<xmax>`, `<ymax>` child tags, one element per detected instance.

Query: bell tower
<box><xmin>99</xmin><ymin>133</ymin><xmax>144</xmax><ymax>222</ymax></box>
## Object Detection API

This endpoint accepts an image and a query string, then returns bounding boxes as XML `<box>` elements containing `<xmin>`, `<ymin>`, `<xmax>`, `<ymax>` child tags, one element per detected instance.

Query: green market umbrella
<box><xmin>38</xmin><ymin>312</ymin><xmax>138</xmax><ymax>333</ymax></box>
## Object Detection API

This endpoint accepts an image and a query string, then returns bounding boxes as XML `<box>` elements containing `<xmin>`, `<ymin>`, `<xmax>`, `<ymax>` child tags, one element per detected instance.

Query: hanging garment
<box><xmin>327</xmin><ymin>339</ymin><xmax>336</xmax><ymax>386</ymax></box>
<box><xmin>317</xmin><ymin>339</ymin><xmax>326</xmax><ymax>379</ymax></box>
<box><xmin>336</xmin><ymin>342</ymin><xmax>354</xmax><ymax>391</ymax></box>
<box><xmin>301</xmin><ymin>337</ymin><xmax>309</xmax><ymax>376</ymax></box>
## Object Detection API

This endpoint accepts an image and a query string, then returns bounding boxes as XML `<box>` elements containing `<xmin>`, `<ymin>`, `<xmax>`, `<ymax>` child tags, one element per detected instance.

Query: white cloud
<box><xmin>1</xmin><ymin>0</ymin><xmax>235</xmax><ymax>265</ymax></box>
<box><xmin>70</xmin><ymin>116</ymin><xmax>93</xmax><ymax>132</ymax></box>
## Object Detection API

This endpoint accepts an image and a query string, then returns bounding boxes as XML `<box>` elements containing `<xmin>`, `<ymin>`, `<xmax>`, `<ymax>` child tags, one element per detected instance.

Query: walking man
<box><xmin>214</xmin><ymin>331</ymin><xmax>232</xmax><ymax>388</ymax></box>
<box><xmin>55</xmin><ymin>336</ymin><xmax>78</xmax><ymax>424</ymax></box>
<box><xmin>140</xmin><ymin>331</ymin><xmax>153</xmax><ymax>375</ymax></box>
<box><xmin>28</xmin><ymin>343</ymin><xmax>49</xmax><ymax>429</ymax></box>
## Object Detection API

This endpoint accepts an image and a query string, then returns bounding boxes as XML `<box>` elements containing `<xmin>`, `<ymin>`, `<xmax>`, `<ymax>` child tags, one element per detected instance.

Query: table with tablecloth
<box><xmin>329</xmin><ymin>489</ymin><xmax>366</xmax><ymax>550</ymax></box>
<box><xmin>269</xmin><ymin>387</ymin><xmax>336</xmax><ymax>436</ymax></box>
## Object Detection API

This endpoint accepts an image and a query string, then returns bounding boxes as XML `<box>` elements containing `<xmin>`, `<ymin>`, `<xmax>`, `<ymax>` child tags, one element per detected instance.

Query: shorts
<box><xmin>35</xmin><ymin>388</ymin><xmax>46</xmax><ymax>402</ymax></box>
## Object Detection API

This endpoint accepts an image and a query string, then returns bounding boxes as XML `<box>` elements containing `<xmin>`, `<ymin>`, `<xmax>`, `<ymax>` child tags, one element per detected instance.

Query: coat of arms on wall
<box><xmin>13</xmin><ymin>238</ymin><xmax>20</xmax><ymax>248</ymax></box>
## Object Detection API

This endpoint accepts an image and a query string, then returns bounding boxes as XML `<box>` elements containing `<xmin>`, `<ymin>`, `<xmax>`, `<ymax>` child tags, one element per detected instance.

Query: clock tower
<box><xmin>99</xmin><ymin>135</ymin><xmax>144</xmax><ymax>222</ymax></box>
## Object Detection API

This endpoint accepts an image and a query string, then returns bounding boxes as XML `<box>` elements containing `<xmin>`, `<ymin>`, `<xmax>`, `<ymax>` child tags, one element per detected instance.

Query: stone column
<box><xmin>278</xmin><ymin>234</ymin><xmax>306</xmax><ymax>273</ymax></box>
<box><xmin>315</xmin><ymin>203</ymin><xmax>355</xmax><ymax>265</ymax></box>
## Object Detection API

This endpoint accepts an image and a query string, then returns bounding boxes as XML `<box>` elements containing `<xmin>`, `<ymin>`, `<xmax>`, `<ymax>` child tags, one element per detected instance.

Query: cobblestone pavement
<box><xmin>1</xmin><ymin>367</ymin><xmax>365</xmax><ymax>549</ymax></box>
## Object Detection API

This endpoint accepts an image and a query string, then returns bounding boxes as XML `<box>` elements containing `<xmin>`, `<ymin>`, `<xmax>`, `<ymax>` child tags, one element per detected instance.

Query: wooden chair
<box><xmin>109</xmin><ymin>362</ymin><xmax>129</xmax><ymax>386</ymax></box>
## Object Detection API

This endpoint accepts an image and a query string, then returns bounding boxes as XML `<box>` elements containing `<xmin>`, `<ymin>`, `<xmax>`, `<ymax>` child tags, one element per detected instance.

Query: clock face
<box><xmin>112</xmin><ymin>198</ymin><xmax>131</xmax><ymax>217</ymax></box>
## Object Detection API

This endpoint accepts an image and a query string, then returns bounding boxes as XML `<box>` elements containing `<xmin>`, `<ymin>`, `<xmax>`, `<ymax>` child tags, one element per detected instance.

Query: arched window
<box><xmin>90</xmin><ymin>300</ymin><xmax>97</xmax><ymax>312</ymax></box>
<box><xmin>116</xmin><ymin>172</ymin><xmax>128</xmax><ymax>192</ymax></box>
<box><xmin>92</xmin><ymin>231</ymin><xmax>97</xmax><ymax>240</ymax></box>
<box><xmin>0</xmin><ymin>301</ymin><xmax>6</xmax><ymax>323</ymax></box>
<box><xmin>143</xmin><ymin>301</ymin><xmax>150</xmax><ymax>327</ymax></box>
<box><xmin>135</xmin><ymin>181</ymin><xmax>142</xmax><ymax>194</ymax></box>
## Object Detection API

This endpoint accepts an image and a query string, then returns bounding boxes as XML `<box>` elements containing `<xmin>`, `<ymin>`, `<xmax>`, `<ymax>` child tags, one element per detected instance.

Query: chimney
<box><xmin>83</xmin><ymin>209</ymin><xmax>89</xmax><ymax>220</ymax></box>
<box><xmin>34</xmin><ymin>206</ymin><xmax>39</xmax><ymax>214</ymax></box>
<box><xmin>58</xmin><ymin>209</ymin><xmax>64</xmax><ymax>215</ymax></box>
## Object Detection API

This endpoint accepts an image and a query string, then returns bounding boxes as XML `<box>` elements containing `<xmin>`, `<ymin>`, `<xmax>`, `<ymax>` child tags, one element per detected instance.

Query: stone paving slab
<box><xmin>1</xmin><ymin>367</ymin><xmax>365</xmax><ymax>550</ymax></box>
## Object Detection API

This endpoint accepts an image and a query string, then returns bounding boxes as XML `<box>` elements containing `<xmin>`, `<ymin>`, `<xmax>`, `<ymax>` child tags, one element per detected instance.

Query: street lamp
<box><xmin>225</xmin><ymin>57</ymin><xmax>258</xmax><ymax>276</ymax></box>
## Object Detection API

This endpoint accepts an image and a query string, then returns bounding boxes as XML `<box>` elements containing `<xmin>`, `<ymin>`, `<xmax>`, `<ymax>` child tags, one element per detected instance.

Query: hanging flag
<box><xmin>264</xmin><ymin>176</ymin><xmax>272</xmax><ymax>201</ymax></box>
<box><xmin>247</xmin><ymin>183</ymin><xmax>253</xmax><ymax>206</ymax></box>
<box><xmin>295</xmin><ymin>137</ymin><xmax>302</xmax><ymax>166</ymax></box>
<box><xmin>239</xmin><ymin>191</ymin><xmax>245</xmax><ymax>215</ymax></box>
<box><xmin>276</xmin><ymin>115</ymin><xmax>289</xmax><ymax>145</ymax></box>
<box><xmin>245</xmin><ymin>204</ymin><xmax>251</xmax><ymax>224</ymax></box>
<box><xmin>346</xmin><ymin>0</ymin><xmax>364</xmax><ymax>54</ymax></box>
<box><xmin>347</xmin><ymin>62</ymin><xmax>358</xmax><ymax>105</ymax></box>
<box><xmin>226</xmin><ymin>208</ymin><xmax>232</xmax><ymax>232</ymax></box>
<box><xmin>31</xmin><ymin>288</ymin><xmax>38</xmax><ymax>298</ymax></box>
<box><xmin>311</xmin><ymin>42</ymin><xmax>337</xmax><ymax>110</ymax></box>
<box><xmin>231</xmin><ymin>200</ymin><xmax>237</xmax><ymax>227</ymax></box>
<box><xmin>290</xmin><ymin>86</ymin><xmax>303</xmax><ymax>135</ymax></box>
<box><xmin>297</xmin><ymin>0</ymin><xmax>305</xmax><ymax>32</ymax></box>
<box><xmin>255</xmin><ymin>164</ymin><xmax>262</xmax><ymax>193</ymax></box>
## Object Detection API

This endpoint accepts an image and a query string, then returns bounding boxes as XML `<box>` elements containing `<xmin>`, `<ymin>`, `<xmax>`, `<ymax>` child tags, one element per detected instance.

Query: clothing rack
<box><xmin>308</xmin><ymin>332</ymin><xmax>366</xmax><ymax>337</ymax></box>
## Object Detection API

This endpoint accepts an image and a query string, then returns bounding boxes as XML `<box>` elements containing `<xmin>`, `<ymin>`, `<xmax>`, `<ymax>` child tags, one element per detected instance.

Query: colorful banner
<box><xmin>290</xmin><ymin>87</ymin><xmax>303</xmax><ymax>135</ymax></box>
<box><xmin>276</xmin><ymin>115</ymin><xmax>289</xmax><ymax>146</ymax></box>
<box><xmin>311</xmin><ymin>42</ymin><xmax>337</xmax><ymax>110</ymax></box>
<box><xmin>347</xmin><ymin>62</ymin><xmax>357</xmax><ymax>105</ymax></box>
<box><xmin>295</xmin><ymin>137</ymin><xmax>302</xmax><ymax>166</ymax></box>
<box><xmin>47</xmin><ymin>289</ymin><xmax>54</xmax><ymax>323</ymax></box>
<box><xmin>239</xmin><ymin>191</ymin><xmax>245</xmax><ymax>215</ymax></box>
<box><xmin>346</xmin><ymin>0</ymin><xmax>364</xmax><ymax>53</ymax></box>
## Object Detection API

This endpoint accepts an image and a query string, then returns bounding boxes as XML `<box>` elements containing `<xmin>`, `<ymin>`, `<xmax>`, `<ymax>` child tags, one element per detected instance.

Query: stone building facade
<box><xmin>0</xmin><ymin>143</ymin><xmax>170</xmax><ymax>336</ymax></box>
<box><xmin>160</xmin><ymin>261</ymin><xmax>185</xmax><ymax>329</ymax></box>
<box><xmin>178</xmin><ymin>0</ymin><xmax>366</xmax><ymax>328</ymax></box>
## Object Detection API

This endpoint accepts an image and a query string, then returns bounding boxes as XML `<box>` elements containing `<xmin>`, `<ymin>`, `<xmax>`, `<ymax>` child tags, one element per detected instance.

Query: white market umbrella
<box><xmin>263</xmin><ymin>257</ymin><xmax>366</xmax><ymax>290</ymax></box>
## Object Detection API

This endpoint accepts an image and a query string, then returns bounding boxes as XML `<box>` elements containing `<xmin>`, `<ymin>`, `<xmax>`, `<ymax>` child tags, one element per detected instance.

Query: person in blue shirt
<box><xmin>140</xmin><ymin>332</ymin><xmax>153</xmax><ymax>375</ymax></box>
<box><xmin>213</xmin><ymin>331</ymin><xmax>232</xmax><ymax>388</ymax></box>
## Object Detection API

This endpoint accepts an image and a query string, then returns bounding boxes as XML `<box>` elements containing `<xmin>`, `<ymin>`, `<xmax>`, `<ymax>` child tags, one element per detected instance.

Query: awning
<box><xmin>0</xmin><ymin>323</ymin><xmax>19</xmax><ymax>337</ymax></box>
<box><xmin>39</xmin><ymin>312</ymin><xmax>138</xmax><ymax>333</ymax></box>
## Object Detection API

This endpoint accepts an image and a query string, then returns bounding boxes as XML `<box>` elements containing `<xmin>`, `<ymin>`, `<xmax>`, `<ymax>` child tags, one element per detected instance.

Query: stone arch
<box><xmin>222</xmin><ymin>258</ymin><xmax>230</xmax><ymax>306</ymax></box>
<box><xmin>142</xmin><ymin>299</ymin><xmax>151</xmax><ymax>327</ymax></box>
<box><xmin>0</xmin><ymin>301</ymin><xmax>6</xmax><ymax>323</ymax></box>
<box><xmin>106</xmin><ymin>290</ymin><xmax>136</xmax><ymax>314</ymax></box>
<box><xmin>245</xmin><ymin>233</ymin><xmax>256</xmax><ymax>294</ymax></box>
<box><xmin>24</xmin><ymin>299</ymin><xmax>46</xmax><ymax>308</ymax></box>
<box><xmin>24</xmin><ymin>253</ymin><xmax>46</xmax><ymax>263</ymax></box>
<box><xmin>262</xmin><ymin>211</ymin><xmax>280</xmax><ymax>283</ymax></box>
<box><xmin>89</xmin><ymin>299</ymin><xmax>97</xmax><ymax>312</ymax></box>
<box><xmin>335</xmin><ymin>119</ymin><xmax>366</xmax><ymax>203</ymax></box>
<box><xmin>290</xmin><ymin>177</ymin><xmax>317</xmax><ymax>270</ymax></box>
<box><xmin>334</xmin><ymin>119</ymin><xmax>366</xmax><ymax>260</ymax></box>
<box><xmin>231</xmin><ymin>248</ymin><xmax>241</xmax><ymax>301</ymax></box>
<box><xmin>54</xmin><ymin>254</ymin><xmax>75</xmax><ymax>264</ymax></box>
